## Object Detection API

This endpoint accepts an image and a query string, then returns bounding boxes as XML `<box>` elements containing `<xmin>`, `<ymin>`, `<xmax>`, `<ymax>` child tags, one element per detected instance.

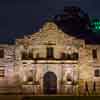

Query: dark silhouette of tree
<box><xmin>53</xmin><ymin>6</ymin><xmax>100</xmax><ymax>44</ymax></box>
<box><xmin>54</xmin><ymin>6</ymin><xmax>90</xmax><ymax>34</ymax></box>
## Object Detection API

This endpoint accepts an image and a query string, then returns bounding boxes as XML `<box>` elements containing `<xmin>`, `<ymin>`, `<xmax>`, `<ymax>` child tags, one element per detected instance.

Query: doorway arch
<box><xmin>43</xmin><ymin>71</ymin><xmax>57</xmax><ymax>94</ymax></box>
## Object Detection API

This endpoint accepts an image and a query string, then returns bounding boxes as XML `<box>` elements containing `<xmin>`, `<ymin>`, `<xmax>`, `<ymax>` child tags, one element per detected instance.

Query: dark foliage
<box><xmin>53</xmin><ymin>6</ymin><xmax>100</xmax><ymax>44</ymax></box>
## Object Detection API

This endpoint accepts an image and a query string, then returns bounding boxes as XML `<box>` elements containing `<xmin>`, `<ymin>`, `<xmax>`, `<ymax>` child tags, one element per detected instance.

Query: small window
<box><xmin>0</xmin><ymin>49</ymin><xmax>4</xmax><ymax>58</ymax></box>
<box><xmin>92</xmin><ymin>49</ymin><xmax>97</xmax><ymax>59</ymax></box>
<box><xmin>27</xmin><ymin>70</ymin><xmax>34</xmax><ymax>82</ymax></box>
<box><xmin>67</xmin><ymin>73</ymin><xmax>72</xmax><ymax>81</ymax></box>
<box><xmin>27</xmin><ymin>76</ymin><xmax>33</xmax><ymax>82</ymax></box>
<box><xmin>47</xmin><ymin>47</ymin><xmax>54</xmax><ymax>59</ymax></box>
<box><xmin>0</xmin><ymin>69</ymin><xmax>5</xmax><ymax>77</ymax></box>
<box><xmin>94</xmin><ymin>69</ymin><xmax>100</xmax><ymax>77</ymax></box>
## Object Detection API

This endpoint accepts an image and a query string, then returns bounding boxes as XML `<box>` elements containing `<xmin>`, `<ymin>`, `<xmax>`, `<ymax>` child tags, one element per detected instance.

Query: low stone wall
<box><xmin>0</xmin><ymin>80</ymin><xmax>100</xmax><ymax>96</ymax></box>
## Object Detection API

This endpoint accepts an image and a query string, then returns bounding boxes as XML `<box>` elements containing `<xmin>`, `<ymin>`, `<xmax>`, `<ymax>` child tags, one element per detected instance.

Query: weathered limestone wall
<box><xmin>0</xmin><ymin>45</ymin><xmax>15</xmax><ymax>88</ymax></box>
<box><xmin>0</xmin><ymin>21</ymin><xmax>100</xmax><ymax>95</ymax></box>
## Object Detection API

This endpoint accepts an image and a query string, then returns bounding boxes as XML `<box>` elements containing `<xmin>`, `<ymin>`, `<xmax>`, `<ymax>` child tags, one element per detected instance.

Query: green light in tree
<box><xmin>91</xmin><ymin>18</ymin><xmax>100</xmax><ymax>32</ymax></box>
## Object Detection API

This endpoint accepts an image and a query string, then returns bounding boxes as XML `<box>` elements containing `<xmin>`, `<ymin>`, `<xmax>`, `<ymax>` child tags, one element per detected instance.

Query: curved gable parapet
<box><xmin>15</xmin><ymin>21</ymin><xmax>85</xmax><ymax>48</ymax></box>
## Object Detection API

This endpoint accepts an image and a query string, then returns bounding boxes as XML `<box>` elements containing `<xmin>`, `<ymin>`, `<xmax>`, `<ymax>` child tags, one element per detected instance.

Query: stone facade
<box><xmin>0</xmin><ymin>21</ymin><xmax>100</xmax><ymax>95</ymax></box>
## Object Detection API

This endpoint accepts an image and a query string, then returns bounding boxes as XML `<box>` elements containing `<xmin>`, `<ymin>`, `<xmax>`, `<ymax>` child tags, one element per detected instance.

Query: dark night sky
<box><xmin>0</xmin><ymin>0</ymin><xmax>100</xmax><ymax>43</ymax></box>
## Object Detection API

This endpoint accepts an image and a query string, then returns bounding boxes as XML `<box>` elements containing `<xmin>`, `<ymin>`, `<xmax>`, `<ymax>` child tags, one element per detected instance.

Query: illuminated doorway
<box><xmin>43</xmin><ymin>71</ymin><xmax>57</xmax><ymax>94</ymax></box>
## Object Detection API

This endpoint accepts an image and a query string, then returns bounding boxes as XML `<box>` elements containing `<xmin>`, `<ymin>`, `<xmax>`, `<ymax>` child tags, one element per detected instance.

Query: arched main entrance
<box><xmin>43</xmin><ymin>71</ymin><xmax>57</xmax><ymax>94</ymax></box>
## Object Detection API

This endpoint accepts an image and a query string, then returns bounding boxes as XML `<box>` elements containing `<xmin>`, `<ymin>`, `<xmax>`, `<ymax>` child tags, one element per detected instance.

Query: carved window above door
<box><xmin>46</xmin><ymin>47</ymin><xmax>54</xmax><ymax>59</ymax></box>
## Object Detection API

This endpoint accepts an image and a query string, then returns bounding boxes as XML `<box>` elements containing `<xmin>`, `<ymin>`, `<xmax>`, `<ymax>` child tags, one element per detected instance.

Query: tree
<box><xmin>54</xmin><ymin>6</ymin><xmax>91</xmax><ymax>34</ymax></box>
<box><xmin>53</xmin><ymin>6</ymin><xmax>100</xmax><ymax>44</ymax></box>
